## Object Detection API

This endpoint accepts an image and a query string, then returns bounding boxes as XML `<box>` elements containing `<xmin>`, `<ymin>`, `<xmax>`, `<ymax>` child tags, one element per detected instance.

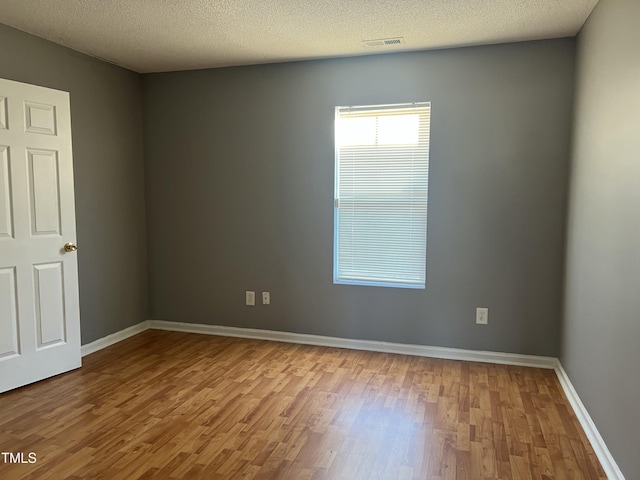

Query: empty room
<box><xmin>0</xmin><ymin>0</ymin><xmax>638</xmax><ymax>478</ymax></box>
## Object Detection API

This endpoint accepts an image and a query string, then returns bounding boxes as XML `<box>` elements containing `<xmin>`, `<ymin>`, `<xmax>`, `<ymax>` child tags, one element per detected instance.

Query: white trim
<box><xmin>82</xmin><ymin>319</ymin><xmax>624</xmax><ymax>479</ymax></box>
<box><xmin>147</xmin><ymin>320</ymin><xmax>557</xmax><ymax>369</ymax></box>
<box><xmin>81</xmin><ymin>321</ymin><xmax>149</xmax><ymax>357</ymax></box>
<box><xmin>554</xmin><ymin>363</ymin><xmax>625</xmax><ymax>480</ymax></box>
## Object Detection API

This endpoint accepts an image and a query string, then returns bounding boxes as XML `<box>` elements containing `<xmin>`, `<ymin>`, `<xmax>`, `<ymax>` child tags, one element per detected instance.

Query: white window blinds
<box><xmin>334</xmin><ymin>102</ymin><xmax>431</xmax><ymax>288</ymax></box>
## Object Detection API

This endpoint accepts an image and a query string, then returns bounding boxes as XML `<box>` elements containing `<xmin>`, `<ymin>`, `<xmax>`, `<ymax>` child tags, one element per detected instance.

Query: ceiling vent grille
<box><xmin>362</xmin><ymin>37</ymin><xmax>405</xmax><ymax>48</ymax></box>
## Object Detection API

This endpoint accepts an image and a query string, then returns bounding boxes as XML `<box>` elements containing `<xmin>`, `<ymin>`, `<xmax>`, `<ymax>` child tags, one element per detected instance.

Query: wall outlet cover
<box><xmin>476</xmin><ymin>307</ymin><xmax>488</xmax><ymax>325</ymax></box>
<box><xmin>246</xmin><ymin>291</ymin><xmax>255</xmax><ymax>306</ymax></box>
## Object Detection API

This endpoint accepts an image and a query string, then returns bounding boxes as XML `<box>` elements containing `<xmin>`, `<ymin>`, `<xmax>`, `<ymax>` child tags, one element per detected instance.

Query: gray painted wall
<box><xmin>562</xmin><ymin>0</ymin><xmax>640</xmax><ymax>478</ymax></box>
<box><xmin>0</xmin><ymin>24</ymin><xmax>148</xmax><ymax>344</ymax></box>
<box><xmin>144</xmin><ymin>39</ymin><xmax>575</xmax><ymax>356</ymax></box>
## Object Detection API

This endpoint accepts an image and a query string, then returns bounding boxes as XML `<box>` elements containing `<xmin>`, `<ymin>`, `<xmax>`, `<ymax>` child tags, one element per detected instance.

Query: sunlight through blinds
<box><xmin>334</xmin><ymin>102</ymin><xmax>431</xmax><ymax>288</ymax></box>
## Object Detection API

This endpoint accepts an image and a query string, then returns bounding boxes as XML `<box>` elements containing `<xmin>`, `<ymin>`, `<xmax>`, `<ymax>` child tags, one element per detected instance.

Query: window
<box><xmin>333</xmin><ymin>102</ymin><xmax>431</xmax><ymax>289</ymax></box>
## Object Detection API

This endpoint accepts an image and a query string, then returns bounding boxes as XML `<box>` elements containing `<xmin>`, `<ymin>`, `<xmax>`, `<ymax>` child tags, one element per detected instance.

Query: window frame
<box><xmin>333</xmin><ymin>102</ymin><xmax>431</xmax><ymax>289</ymax></box>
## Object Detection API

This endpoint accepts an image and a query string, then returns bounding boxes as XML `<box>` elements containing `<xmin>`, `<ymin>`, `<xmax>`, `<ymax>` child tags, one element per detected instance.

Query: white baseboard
<box><xmin>554</xmin><ymin>363</ymin><xmax>625</xmax><ymax>480</ymax></box>
<box><xmin>147</xmin><ymin>320</ymin><xmax>558</xmax><ymax>369</ymax></box>
<box><xmin>82</xmin><ymin>319</ymin><xmax>623</xmax><ymax>479</ymax></box>
<box><xmin>81</xmin><ymin>321</ymin><xmax>149</xmax><ymax>357</ymax></box>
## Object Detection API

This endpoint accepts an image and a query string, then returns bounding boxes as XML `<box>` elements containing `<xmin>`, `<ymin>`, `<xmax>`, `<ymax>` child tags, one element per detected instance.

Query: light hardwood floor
<box><xmin>0</xmin><ymin>330</ymin><xmax>605</xmax><ymax>479</ymax></box>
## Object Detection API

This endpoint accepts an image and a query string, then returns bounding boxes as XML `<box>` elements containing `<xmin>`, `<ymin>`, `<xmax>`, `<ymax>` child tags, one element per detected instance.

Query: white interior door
<box><xmin>0</xmin><ymin>78</ymin><xmax>81</xmax><ymax>393</ymax></box>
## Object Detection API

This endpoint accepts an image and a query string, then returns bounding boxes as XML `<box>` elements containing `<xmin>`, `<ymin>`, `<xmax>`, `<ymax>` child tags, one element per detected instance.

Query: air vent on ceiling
<box><xmin>362</xmin><ymin>37</ymin><xmax>405</xmax><ymax>48</ymax></box>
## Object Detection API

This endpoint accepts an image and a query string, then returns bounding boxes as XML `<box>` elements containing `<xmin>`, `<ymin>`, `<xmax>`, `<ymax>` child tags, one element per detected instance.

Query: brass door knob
<box><xmin>64</xmin><ymin>243</ymin><xmax>78</xmax><ymax>253</ymax></box>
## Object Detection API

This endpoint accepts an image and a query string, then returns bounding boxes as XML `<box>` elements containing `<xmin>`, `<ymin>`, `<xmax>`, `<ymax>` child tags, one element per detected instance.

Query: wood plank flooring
<box><xmin>0</xmin><ymin>330</ymin><xmax>605</xmax><ymax>479</ymax></box>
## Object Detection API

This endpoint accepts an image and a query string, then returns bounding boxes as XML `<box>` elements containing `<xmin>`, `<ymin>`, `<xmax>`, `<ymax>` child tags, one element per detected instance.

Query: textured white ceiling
<box><xmin>0</xmin><ymin>0</ymin><xmax>599</xmax><ymax>73</ymax></box>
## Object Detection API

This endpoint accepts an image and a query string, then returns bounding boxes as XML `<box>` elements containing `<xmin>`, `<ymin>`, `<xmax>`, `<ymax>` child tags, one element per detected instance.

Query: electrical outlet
<box><xmin>476</xmin><ymin>307</ymin><xmax>488</xmax><ymax>325</ymax></box>
<box><xmin>245</xmin><ymin>291</ymin><xmax>255</xmax><ymax>306</ymax></box>
<box><xmin>262</xmin><ymin>292</ymin><xmax>270</xmax><ymax>305</ymax></box>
